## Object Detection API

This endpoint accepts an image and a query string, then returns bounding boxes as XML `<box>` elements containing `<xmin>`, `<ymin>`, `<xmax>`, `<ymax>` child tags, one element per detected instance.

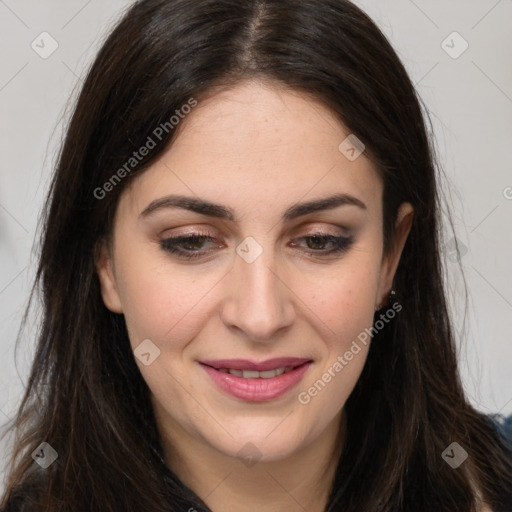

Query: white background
<box><xmin>1</xmin><ymin>0</ymin><xmax>511</xmax><ymax>494</ymax></box>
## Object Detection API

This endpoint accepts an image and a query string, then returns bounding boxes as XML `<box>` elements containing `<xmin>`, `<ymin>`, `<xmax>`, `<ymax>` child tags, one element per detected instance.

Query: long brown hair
<box><xmin>1</xmin><ymin>0</ymin><xmax>511</xmax><ymax>510</ymax></box>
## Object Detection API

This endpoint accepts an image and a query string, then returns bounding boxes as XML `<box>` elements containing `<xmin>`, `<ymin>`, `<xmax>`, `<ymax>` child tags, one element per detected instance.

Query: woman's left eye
<box><xmin>291</xmin><ymin>233</ymin><xmax>354</xmax><ymax>256</ymax></box>
<box><xmin>159</xmin><ymin>232</ymin><xmax>354</xmax><ymax>260</ymax></box>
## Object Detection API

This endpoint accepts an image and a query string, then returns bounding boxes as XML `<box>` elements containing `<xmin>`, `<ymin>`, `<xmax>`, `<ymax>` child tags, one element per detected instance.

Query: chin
<box><xmin>208</xmin><ymin>422</ymin><xmax>311</xmax><ymax>464</ymax></box>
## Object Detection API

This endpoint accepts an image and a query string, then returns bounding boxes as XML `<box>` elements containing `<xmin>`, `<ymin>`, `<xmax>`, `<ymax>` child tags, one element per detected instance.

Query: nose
<box><xmin>220</xmin><ymin>243</ymin><xmax>295</xmax><ymax>342</ymax></box>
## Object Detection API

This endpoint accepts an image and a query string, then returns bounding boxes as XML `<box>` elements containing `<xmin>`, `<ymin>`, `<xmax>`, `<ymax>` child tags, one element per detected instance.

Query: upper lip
<box><xmin>199</xmin><ymin>357</ymin><xmax>312</xmax><ymax>371</ymax></box>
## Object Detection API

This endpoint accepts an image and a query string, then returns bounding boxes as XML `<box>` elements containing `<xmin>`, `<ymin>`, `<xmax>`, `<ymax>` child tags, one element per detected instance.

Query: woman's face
<box><xmin>97</xmin><ymin>80</ymin><xmax>413</xmax><ymax>464</ymax></box>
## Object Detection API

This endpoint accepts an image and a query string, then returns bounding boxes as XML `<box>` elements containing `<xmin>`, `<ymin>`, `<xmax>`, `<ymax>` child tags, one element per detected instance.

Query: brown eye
<box><xmin>291</xmin><ymin>233</ymin><xmax>354</xmax><ymax>256</ymax></box>
<box><xmin>160</xmin><ymin>234</ymin><xmax>218</xmax><ymax>259</ymax></box>
<box><xmin>160</xmin><ymin>232</ymin><xmax>354</xmax><ymax>261</ymax></box>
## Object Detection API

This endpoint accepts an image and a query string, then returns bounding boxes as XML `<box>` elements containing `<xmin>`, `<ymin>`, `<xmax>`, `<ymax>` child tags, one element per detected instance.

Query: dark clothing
<box><xmin>490</xmin><ymin>412</ymin><xmax>512</xmax><ymax>444</ymax></box>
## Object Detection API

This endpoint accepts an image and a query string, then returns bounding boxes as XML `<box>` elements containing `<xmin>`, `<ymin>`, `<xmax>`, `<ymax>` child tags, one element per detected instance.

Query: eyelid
<box><xmin>162</xmin><ymin>221</ymin><xmax>350</xmax><ymax>237</ymax></box>
<box><xmin>159</xmin><ymin>226</ymin><xmax>218</xmax><ymax>239</ymax></box>
<box><xmin>160</xmin><ymin>224</ymin><xmax>349</xmax><ymax>244</ymax></box>
<box><xmin>293</xmin><ymin>223</ymin><xmax>350</xmax><ymax>236</ymax></box>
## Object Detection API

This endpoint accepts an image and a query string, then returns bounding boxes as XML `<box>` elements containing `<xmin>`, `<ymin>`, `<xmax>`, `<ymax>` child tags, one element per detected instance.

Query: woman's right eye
<box><xmin>160</xmin><ymin>235</ymin><xmax>218</xmax><ymax>259</ymax></box>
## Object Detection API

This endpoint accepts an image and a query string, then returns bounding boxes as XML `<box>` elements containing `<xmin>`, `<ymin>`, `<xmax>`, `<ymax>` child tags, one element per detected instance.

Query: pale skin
<box><xmin>96</xmin><ymin>79</ymin><xmax>415</xmax><ymax>511</ymax></box>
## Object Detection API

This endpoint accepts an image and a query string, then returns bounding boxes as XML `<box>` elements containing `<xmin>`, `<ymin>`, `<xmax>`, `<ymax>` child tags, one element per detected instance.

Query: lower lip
<box><xmin>200</xmin><ymin>362</ymin><xmax>312</xmax><ymax>402</ymax></box>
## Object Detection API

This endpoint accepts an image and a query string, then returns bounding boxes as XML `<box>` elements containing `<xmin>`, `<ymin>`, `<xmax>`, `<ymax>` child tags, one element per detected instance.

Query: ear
<box><xmin>95</xmin><ymin>239</ymin><xmax>123</xmax><ymax>314</ymax></box>
<box><xmin>376</xmin><ymin>202</ymin><xmax>414</xmax><ymax>308</ymax></box>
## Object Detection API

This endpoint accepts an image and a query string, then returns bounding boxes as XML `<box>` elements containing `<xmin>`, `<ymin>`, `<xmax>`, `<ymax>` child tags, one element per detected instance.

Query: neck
<box><xmin>157</xmin><ymin>409</ymin><xmax>346</xmax><ymax>512</ymax></box>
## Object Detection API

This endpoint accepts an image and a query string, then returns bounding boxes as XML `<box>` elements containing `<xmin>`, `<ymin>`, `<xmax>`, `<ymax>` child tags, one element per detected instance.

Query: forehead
<box><xmin>120</xmin><ymin>80</ymin><xmax>383</xmax><ymax>221</ymax></box>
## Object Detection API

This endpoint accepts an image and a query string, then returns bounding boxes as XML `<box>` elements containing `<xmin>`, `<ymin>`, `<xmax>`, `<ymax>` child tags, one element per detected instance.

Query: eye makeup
<box><xmin>159</xmin><ymin>231</ymin><xmax>354</xmax><ymax>260</ymax></box>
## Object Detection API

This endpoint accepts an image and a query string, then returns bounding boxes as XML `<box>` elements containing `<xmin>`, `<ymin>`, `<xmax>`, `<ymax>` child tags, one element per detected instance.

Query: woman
<box><xmin>1</xmin><ymin>0</ymin><xmax>511</xmax><ymax>510</ymax></box>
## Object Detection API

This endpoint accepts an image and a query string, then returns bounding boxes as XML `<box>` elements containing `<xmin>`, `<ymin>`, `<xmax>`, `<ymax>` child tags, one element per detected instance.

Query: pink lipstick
<box><xmin>199</xmin><ymin>357</ymin><xmax>312</xmax><ymax>402</ymax></box>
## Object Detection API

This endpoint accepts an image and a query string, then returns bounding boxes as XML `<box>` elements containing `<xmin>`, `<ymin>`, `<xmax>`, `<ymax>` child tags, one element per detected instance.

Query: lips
<box><xmin>199</xmin><ymin>357</ymin><xmax>313</xmax><ymax>402</ymax></box>
<box><xmin>200</xmin><ymin>357</ymin><xmax>311</xmax><ymax>372</ymax></box>
<box><xmin>217</xmin><ymin>367</ymin><xmax>291</xmax><ymax>379</ymax></box>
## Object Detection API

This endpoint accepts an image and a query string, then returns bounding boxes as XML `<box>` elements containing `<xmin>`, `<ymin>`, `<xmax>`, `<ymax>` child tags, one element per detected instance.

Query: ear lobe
<box><xmin>95</xmin><ymin>241</ymin><xmax>123</xmax><ymax>314</ymax></box>
<box><xmin>377</xmin><ymin>202</ymin><xmax>414</xmax><ymax>303</ymax></box>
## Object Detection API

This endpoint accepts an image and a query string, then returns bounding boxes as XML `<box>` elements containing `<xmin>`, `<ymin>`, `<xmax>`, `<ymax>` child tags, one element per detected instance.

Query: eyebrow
<box><xmin>139</xmin><ymin>193</ymin><xmax>367</xmax><ymax>222</ymax></box>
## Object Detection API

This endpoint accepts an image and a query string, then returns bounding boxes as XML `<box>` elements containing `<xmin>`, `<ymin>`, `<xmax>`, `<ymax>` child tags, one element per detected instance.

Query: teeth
<box><xmin>218</xmin><ymin>367</ymin><xmax>294</xmax><ymax>378</ymax></box>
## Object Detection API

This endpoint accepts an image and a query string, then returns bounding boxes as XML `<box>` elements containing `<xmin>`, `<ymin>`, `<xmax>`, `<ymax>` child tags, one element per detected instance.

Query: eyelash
<box><xmin>159</xmin><ymin>231</ymin><xmax>354</xmax><ymax>260</ymax></box>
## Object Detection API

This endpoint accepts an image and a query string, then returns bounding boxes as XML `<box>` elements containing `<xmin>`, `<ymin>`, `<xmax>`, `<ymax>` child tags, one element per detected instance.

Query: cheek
<box><xmin>294</xmin><ymin>252</ymin><xmax>379</xmax><ymax>409</ymax></box>
<box><xmin>114</xmin><ymin>253</ymin><xmax>215</xmax><ymax>350</ymax></box>
<box><xmin>303</xmin><ymin>259</ymin><xmax>380</xmax><ymax>346</ymax></box>
<box><xmin>296</xmin><ymin>271</ymin><xmax>376</xmax><ymax>416</ymax></box>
